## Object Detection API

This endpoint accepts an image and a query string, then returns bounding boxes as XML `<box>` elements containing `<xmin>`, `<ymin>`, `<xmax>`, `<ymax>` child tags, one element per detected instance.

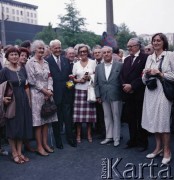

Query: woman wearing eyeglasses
<box><xmin>142</xmin><ymin>33</ymin><xmax>174</xmax><ymax>164</ymax></box>
<box><xmin>73</xmin><ymin>44</ymin><xmax>96</xmax><ymax>143</ymax></box>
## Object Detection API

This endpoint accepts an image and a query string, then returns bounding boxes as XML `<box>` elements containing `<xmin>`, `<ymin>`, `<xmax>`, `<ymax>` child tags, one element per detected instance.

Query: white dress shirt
<box><xmin>104</xmin><ymin>60</ymin><xmax>113</xmax><ymax>80</ymax></box>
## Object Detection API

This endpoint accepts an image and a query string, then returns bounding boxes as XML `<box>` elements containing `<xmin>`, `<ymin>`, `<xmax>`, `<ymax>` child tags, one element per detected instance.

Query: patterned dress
<box><xmin>142</xmin><ymin>51</ymin><xmax>174</xmax><ymax>133</ymax></box>
<box><xmin>26</xmin><ymin>57</ymin><xmax>58</xmax><ymax>126</ymax></box>
<box><xmin>0</xmin><ymin>67</ymin><xmax>33</xmax><ymax>139</ymax></box>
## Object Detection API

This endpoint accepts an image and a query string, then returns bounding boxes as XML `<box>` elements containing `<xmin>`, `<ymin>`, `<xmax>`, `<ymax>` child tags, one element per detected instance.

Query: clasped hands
<box><xmin>122</xmin><ymin>84</ymin><xmax>133</xmax><ymax>93</ymax></box>
<box><xmin>144</xmin><ymin>68</ymin><xmax>163</xmax><ymax>77</ymax></box>
<box><xmin>42</xmin><ymin>88</ymin><xmax>53</xmax><ymax>100</ymax></box>
<box><xmin>79</xmin><ymin>74</ymin><xmax>90</xmax><ymax>83</ymax></box>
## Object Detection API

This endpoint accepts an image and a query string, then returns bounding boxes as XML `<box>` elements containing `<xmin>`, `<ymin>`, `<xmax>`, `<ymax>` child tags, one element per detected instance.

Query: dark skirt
<box><xmin>73</xmin><ymin>89</ymin><xmax>96</xmax><ymax>123</ymax></box>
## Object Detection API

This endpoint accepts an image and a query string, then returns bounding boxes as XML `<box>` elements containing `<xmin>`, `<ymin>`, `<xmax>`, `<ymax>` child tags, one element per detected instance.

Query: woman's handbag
<box><xmin>87</xmin><ymin>79</ymin><xmax>96</xmax><ymax>103</ymax></box>
<box><xmin>41</xmin><ymin>98</ymin><xmax>57</xmax><ymax>118</ymax></box>
<box><xmin>4</xmin><ymin>81</ymin><xmax>13</xmax><ymax>100</ymax></box>
<box><xmin>145</xmin><ymin>75</ymin><xmax>157</xmax><ymax>90</ymax></box>
<box><xmin>159</xmin><ymin>55</ymin><xmax>174</xmax><ymax>101</ymax></box>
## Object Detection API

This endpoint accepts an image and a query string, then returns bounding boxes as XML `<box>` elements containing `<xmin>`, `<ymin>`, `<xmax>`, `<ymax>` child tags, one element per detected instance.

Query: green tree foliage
<box><xmin>57</xmin><ymin>0</ymin><xmax>100</xmax><ymax>48</ymax></box>
<box><xmin>58</xmin><ymin>0</ymin><xmax>86</xmax><ymax>33</ymax></box>
<box><xmin>15</xmin><ymin>39</ymin><xmax>22</xmax><ymax>46</ymax></box>
<box><xmin>116</xmin><ymin>23</ymin><xmax>137</xmax><ymax>50</ymax></box>
<box><xmin>34</xmin><ymin>23</ymin><xmax>57</xmax><ymax>44</ymax></box>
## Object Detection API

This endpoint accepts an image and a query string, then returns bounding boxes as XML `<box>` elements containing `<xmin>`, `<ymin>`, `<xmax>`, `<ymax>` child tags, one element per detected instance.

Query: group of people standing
<box><xmin>0</xmin><ymin>32</ymin><xmax>174</xmax><ymax>165</ymax></box>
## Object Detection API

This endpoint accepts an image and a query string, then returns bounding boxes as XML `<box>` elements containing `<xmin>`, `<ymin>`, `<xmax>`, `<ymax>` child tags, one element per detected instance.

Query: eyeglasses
<box><xmin>145</xmin><ymin>48</ymin><xmax>151</xmax><ymax>51</ymax></box>
<box><xmin>127</xmin><ymin>44</ymin><xmax>138</xmax><ymax>49</ymax></box>
<box><xmin>79</xmin><ymin>50</ymin><xmax>88</xmax><ymax>54</ymax></box>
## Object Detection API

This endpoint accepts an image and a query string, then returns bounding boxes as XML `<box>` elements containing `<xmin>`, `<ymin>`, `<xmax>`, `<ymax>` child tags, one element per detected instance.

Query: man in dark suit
<box><xmin>46</xmin><ymin>39</ymin><xmax>76</xmax><ymax>149</ymax></box>
<box><xmin>92</xmin><ymin>46</ymin><xmax>105</xmax><ymax>138</ymax></box>
<box><xmin>95</xmin><ymin>46</ymin><xmax>123</xmax><ymax>147</ymax></box>
<box><xmin>121</xmin><ymin>38</ymin><xmax>148</xmax><ymax>151</ymax></box>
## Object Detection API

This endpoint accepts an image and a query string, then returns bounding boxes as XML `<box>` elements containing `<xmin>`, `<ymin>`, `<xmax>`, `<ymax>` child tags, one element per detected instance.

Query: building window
<box><xmin>31</xmin><ymin>19</ymin><xmax>33</xmax><ymax>23</ymax></box>
<box><xmin>31</xmin><ymin>13</ymin><xmax>33</xmax><ymax>18</ymax></box>
<box><xmin>12</xmin><ymin>16</ymin><xmax>15</xmax><ymax>21</ymax></box>
<box><xmin>12</xmin><ymin>9</ymin><xmax>15</xmax><ymax>14</ymax></box>
<box><xmin>20</xmin><ymin>11</ymin><xmax>23</xmax><ymax>15</ymax></box>
<box><xmin>27</xmin><ymin>18</ymin><xmax>29</xmax><ymax>23</ymax></box>
<box><xmin>6</xmin><ymin>7</ymin><xmax>9</xmax><ymax>13</ymax></box>
<box><xmin>34</xmin><ymin>13</ymin><xmax>36</xmax><ymax>18</ymax></box>
<box><xmin>16</xmin><ymin>10</ymin><xmax>19</xmax><ymax>15</ymax></box>
<box><xmin>17</xmin><ymin>17</ymin><xmax>19</xmax><ymax>21</ymax></box>
<box><xmin>6</xmin><ymin>15</ymin><xmax>9</xmax><ymax>19</ymax></box>
<box><xmin>27</xmin><ymin>12</ymin><xmax>29</xmax><ymax>17</ymax></box>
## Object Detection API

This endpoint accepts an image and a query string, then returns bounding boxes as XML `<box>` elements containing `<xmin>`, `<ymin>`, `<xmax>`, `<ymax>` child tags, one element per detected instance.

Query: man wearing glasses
<box><xmin>144</xmin><ymin>44</ymin><xmax>154</xmax><ymax>55</ymax></box>
<box><xmin>121</xmin><ymin>38</ymin><xmax>148</xmax><ymax>152</ymax></box>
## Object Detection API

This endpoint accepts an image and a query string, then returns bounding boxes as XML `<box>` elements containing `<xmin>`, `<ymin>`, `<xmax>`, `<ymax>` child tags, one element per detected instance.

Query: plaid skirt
<box><xmin>73</xmin><ymin>89</ymin><xmax>96</xmax><ymax>123</ymax></box>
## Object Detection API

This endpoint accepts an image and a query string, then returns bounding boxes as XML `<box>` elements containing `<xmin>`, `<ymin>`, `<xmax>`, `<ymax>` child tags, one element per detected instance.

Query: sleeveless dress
<box><xmin>0</xmin><ymin>67</ymin><xmax>33</xmax><ymax>140</ymax></box>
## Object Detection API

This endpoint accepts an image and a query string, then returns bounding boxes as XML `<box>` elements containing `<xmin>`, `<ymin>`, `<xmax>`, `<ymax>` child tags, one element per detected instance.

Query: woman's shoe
<box><xmin>36</xmin><ymin>150</ymin><xmax>49</xmax><ymax>156</ymax></box>
<box><xmin>76</xmin><ymin>136</ymin><xmax>81</xmax><ymax>143</ymax></box>
<box><xmin>19</xmin><ymin>154</ymin><xmax>30</xmax><ymax>162</ymax></box>
<box><xmin>12</xmin><ymin>155</ymin><xmax>25</xmax><ymax>164</ymax></box>
<box><xmin>44</xmin><ymin>146</ymin><xmax>54</xmax><ymax>153</ymax></box>
<box><xmin>162</xmin><ymin>154</ymin><xmax>172</xmax><ymax>164</ymax></box>
<box><xmin>146</xmin><ymin>149</ymin><xmax>163</xmax><ymax>159</ymax></box>
<box><xmin>88</xmin><ymin>138</ymin><xmax>93</xmax><ymax>143</ymax></box>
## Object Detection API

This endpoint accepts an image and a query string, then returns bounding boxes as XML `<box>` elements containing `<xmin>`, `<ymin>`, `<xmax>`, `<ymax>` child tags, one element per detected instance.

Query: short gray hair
<box><xmin>49</xmin><ymin>39</ymin><xmax>61</xmax><ymax>47</ymax></box>
<box><xmin>101</xmin><ymin>46</ymin><xmax>113</xmax><ymax>52</ymax></box>
<box><xmin>31</xmin><ymin>40</ymin><xmax>46</xmax><ymax>52</ymax></box>
<box><xmin>128</xmin><ymin>38</ymin><xmax>141</xmax><ymax>47</ymax></box>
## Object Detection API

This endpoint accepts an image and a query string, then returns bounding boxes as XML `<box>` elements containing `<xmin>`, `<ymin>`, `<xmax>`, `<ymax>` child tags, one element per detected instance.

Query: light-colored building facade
<box><xmin>0</xmin><ymin>0</ymin><xmax>38</xmax><ymax>25</ymax></box>
<box><xmin>139</xmin><ymin>33</ymin><xmax>174</xmax><ymax>46</ymax></box>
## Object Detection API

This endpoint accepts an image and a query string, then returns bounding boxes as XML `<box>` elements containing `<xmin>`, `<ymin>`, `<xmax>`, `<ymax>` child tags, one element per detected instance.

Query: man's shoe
<box><xmin>68</xmin><ymin>140</ymin><xmax>77</xmax><ymax>147</ymax></box>
<box><xmin>137</xmin><ymin>146</ymin><xmax>148</xmax><ymax>152</ymax></box>
<box><xmin>56</xmin><ymin>144</ymin><xmax>64</xmax><ymax>149</ymax></box>
<box><xmin>124</xmin><ymin>143</ymin><xmax>137</xmax><ymax>149</ymax></box>
<box><xmin>114</xmin><ymin>141</ymin><xmax>119</xmax><ymax>147</ymax></box>
<box><xmin>100</xmin><ymin>138</ymin><xmax>113</xmax><ymax>145</ymax></box>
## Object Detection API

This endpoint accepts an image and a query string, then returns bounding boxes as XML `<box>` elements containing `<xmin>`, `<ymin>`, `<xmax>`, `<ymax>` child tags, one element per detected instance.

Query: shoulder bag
<box><xmin>87</xmin><ymin>79</ymin><xmax>96</xmax><ymax>103</ymax></box>
<box><xmin>158</xmin><ymin>55</ymin><xmax>174</xmax><ymax>101</ymax></box>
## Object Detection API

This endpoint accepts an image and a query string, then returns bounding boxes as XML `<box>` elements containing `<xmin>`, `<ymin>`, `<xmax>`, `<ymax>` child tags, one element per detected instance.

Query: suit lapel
<box><xmin>49</xmin><ymin>55</ymin><xmax>60</xmax><ymax>72</ymax></box>
<box><xmin>108</xmin><ymin>61</ymin><xmax>116</xmax><ymax>81</ymax></box>
<box><xmin>101</xmin><ymin>63</ymin><xmax>107</xmax><ymax>81</ymax></box>
<box><xmin>127</xmin><ymin>55</ymin><xmax>141</xmax><ymax>74</ymax></box>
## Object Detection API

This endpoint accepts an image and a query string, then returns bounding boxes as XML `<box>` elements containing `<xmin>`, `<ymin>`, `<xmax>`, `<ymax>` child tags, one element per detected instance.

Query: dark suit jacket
<box><xmin>121</xmin><ymin>52</ymin><xmax>148</xmax><ymax>101</ymax></box>
<box><xmin>46</xmin><ymin>55</ymin><xmax>73</xmax><ymax>104</ymax></box>
<box><xmin>95</xmin><ymin>61</ymin><xmax>123</xmax><ymax>102</ymax></box>
<box><xmin>120</xmin><ymin>52</ymin><xmax>148</xmax><ymax>123</ymax></box>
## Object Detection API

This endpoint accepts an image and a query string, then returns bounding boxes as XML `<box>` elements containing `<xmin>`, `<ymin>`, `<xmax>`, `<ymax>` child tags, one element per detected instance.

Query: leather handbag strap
<box><xmin>158</xmin><ymin>55</ymin><xmax>165</xmax><ymax>72</ymax></box>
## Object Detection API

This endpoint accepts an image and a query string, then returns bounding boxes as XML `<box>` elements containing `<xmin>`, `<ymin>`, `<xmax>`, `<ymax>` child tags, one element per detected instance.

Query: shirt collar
<box><xmin>134</xmin><ymin>50</ymin><xmax>140</xmax><ymax>57</ymax></box>
<box><xmin>52</xmin><ymin>54</ymin><xmax>60</xmax><ymax>62</ymax></box>
<box><xmin>151</xmin><ymin>51</ymin><xmax>166</xmax><ymax>62</ymax></box>
<box><xmin>104</xmin><ymin>59</ymin><xmax>113</xmax><ymax>66</ymax></box>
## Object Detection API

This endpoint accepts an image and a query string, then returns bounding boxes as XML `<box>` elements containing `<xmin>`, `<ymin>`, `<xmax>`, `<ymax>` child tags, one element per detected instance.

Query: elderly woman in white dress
<box><xmin>142</xmin><ymin>33</ymin><xmax>174</xmax><ymax>164</ymax></box>
<box><xmin>26</xmin><ymin>40</ymin><xmax>58</xmax><ymax>156</ymax></box>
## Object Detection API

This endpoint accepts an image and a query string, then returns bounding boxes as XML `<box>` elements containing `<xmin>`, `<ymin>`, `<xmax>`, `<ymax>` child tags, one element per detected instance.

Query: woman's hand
<box><xmin>3</xmin><ymin>97</ymin><xmax>12</xmax><ymax>105</ymax></box>
<box><xmin>42</xmin><ymin>88</ymin><xmax>53</xmax><ymax>97</ymax></box>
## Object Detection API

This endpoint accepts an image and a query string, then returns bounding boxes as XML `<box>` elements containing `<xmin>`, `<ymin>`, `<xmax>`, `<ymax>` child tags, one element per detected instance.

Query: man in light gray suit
<box><xmin>94</xmin><ymin>46</ymin><xmax>123</xmax><ymax>147</ymax></box>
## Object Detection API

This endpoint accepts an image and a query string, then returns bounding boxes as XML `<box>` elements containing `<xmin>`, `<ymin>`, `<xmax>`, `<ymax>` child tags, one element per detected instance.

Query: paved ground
<box><xmin>0</xmin><ymin>124</ymin><xmax>174</xmax><ymax>180</ymax></box>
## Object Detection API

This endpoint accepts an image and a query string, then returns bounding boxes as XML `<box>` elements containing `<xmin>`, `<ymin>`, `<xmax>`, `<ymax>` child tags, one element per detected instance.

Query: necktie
<box><xmin>57</xmin><ymin>57</ymin><xmax>61</xmax><ymax>70</ymax></box>
<box><xmin>130</xmin><ymin>55</ymin><xmax>135</xmax><ymax>66</ymax></box>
